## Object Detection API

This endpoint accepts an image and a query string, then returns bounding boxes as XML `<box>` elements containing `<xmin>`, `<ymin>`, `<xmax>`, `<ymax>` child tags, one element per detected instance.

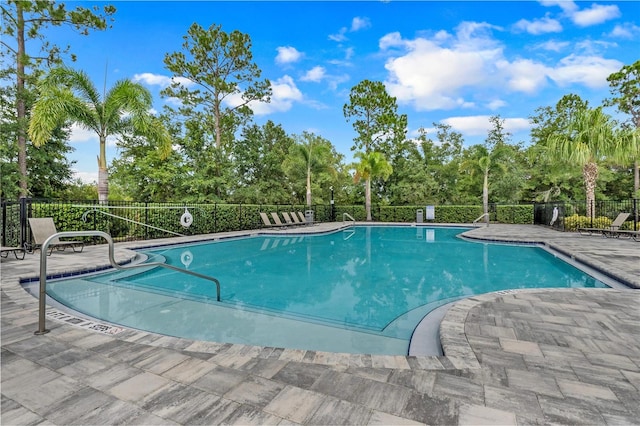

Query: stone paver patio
<box><xmin>2</xmin><ymin>223</ymin><xmax>639</xmax><ymax>425</ymax></box>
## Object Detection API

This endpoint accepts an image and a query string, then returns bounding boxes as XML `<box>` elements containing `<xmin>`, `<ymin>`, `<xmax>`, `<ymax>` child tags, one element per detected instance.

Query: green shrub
<box><xmin>564</xmin><ymin>214</ymin><xmax>612</xmax><ymax>231</ymax></box>
<box><xmin>496</xmin><ymin>205</ymin><xmax>534</xmax><ymax>224</ymax></box>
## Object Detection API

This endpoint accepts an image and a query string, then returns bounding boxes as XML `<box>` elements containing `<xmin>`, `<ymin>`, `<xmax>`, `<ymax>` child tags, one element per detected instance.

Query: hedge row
<box><xmin>2</xmin><ymin>202</ymin><xmax>534</xmax><ymax>246</ymax></box>
<box><xmin>336</xmin><ymin>205</ymin><xmax>532</xmax><ymax>224</ymax></box>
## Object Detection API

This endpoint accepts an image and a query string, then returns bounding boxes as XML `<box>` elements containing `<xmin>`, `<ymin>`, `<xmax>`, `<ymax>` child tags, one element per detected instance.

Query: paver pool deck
<box><xmin>2</xmin><ymin>223</ymin><xmax>639</xmax><ymax>425</ymax></box>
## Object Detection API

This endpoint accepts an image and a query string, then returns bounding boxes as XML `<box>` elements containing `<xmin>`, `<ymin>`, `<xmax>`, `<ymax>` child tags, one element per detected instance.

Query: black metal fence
<box><xmin>534</xmin><ymin>199</ymin><xmax>639</xmax><ymax>231</ymax></box>
<box><xmin>3</xmin><ymin>198</ymin><xmax>591</xmax><ymax>249</ymax></box>
<box><xmin>1</xmin><ymin>199</ymin><xmax>335</xmax><ymax>250</ymax></box>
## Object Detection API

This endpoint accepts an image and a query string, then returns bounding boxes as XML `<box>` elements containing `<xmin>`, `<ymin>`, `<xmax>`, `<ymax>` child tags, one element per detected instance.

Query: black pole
<box><xmin>19</xmin><ymin>197</ymin><xmax>27</xmax><ymax>249</ymax></box>
<box><xmin>330</xmin><ymin>186</ymin><xmax>334</xmax><ymax>221</ymax></box>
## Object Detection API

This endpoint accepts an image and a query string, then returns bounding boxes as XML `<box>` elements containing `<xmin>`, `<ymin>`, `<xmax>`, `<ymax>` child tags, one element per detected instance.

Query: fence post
<box><xmin>19</xmin><ymin>197</ymin><xmax>28</xmax><ymax>249</ymax></box>
<box><xmin>634</xmin><ymin>198</ymin><xmax>638</xmax><ymax>231</ymax></box>
<box><xmin>1</xmin><ymin>200</ymin><xmax>6</xmax><ymax>247</ymax></box>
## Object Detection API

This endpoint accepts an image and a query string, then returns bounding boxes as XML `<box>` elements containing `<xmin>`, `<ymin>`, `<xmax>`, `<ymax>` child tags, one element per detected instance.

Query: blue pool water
<box><xmin>47</xmin><ymin>226</ymin><xmax>608</xmax><ymax>355</ymax></box>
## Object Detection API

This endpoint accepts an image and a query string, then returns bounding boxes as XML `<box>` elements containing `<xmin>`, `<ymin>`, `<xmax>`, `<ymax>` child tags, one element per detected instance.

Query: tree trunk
<box><xmin>306</xmin><ymin>167</ymin><xmax>311</xmax><ymax>208</ymax></box>
<box><xmin>365</xmin><ymin>177</ymin><xmax>372</xmax><ymax>221</ymax></box>
<box><xmin>97</xmin><ymin>135</ymin><xmax>109</xmax><ymax>203</ymax></box>
<box><xmin>634</xmin><ymin>160</ymin><xmax>639</xmax><ymax>195</ymax></box>
<box><xmin>583</xmin><ymin>161</ymin><xmax>599</xmax><ymax>219</ymax></box>
<box><xmin>16</xmin><ymin>4</ymin><xmax>28</xmax><ymax>198</ymax></box>
<box><xmin>483</xmin><ymin>169</ymin><xmax>489</xmax><ymax>225</ymax></box>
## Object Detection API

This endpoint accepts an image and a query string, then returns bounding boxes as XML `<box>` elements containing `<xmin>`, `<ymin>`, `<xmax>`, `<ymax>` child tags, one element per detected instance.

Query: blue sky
<box><xmin>44</xmin><ymin>1</ymin><xmax>640</xmax><ymax>183</ymax></box>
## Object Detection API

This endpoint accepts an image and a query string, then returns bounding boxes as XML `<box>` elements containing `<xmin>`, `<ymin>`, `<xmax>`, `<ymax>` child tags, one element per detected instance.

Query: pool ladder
<box><xmin>34</xmin><ymin>230</ymin><xmax>221</xmax><ymax>335</ymax></box>
<box><xmin>343</xmin><ymin>212</ymin><xmax>355</xmax><ymax>224</ymax></box>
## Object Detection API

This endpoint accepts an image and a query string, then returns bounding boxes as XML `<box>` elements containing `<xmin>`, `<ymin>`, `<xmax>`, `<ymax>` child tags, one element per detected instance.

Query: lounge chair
<box><xmin>28</xmin><ymin>217</ymin><xmax>84</xmax><ymax>255</ymax></box>
<box><xmin>282</xmin><ymin>212</ymin><xmax>305</xmax><ymax>226</ymax></box>
<box><xmin>605</xmin><ymin>229</ymin><xmax>640</xmax><ymax>241</ymax></box>
<box><xmin>259</xmin><ymin>212</ymin><xmax>286</xmax><ymax>229</ymax></box>
<box><xmin>578</xmin><ymin>212</ymin><xmax>630</xmax><ymax>236</ymax></box>
<box><xmin>270</xmin><ymin>212</ymin><xmax>288</xmax><ymax>227</ymax></box>
<box><xmin>297</xmin><ymin>211</ymin><xmax>317</xmax><ymax>224</ymax></box>
<box><xmin>289</xmin><ymin>212</ymin><xmax>303</xmax><ymax>224</ymax></box>
<box><xmin>1</xmin><ymin>245</ymin><xmax>26</xmax><ymax>260</ymax></box>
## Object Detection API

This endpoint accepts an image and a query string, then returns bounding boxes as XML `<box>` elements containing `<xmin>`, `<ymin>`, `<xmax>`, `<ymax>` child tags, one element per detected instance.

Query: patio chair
<box><xmin>298</xmin><ymin>211</ymin><xmax>317</xmax><ymax>224</ymax></box>
<box><xmin>577</xmin><ymin>212</ymin><xmax>630</xmax><ymax>236</ymax></box>
<box><xmin>605</xmin><ymin>229</ymin><xmax>640</xmax><ymax>241</ymax></box>
<box><xmin>289</xmin><ymin>212</ymin><xmax>303</xmax><ymax>224</ymax></box>
<box><xmin>259</xmin><ymin>212</ymin><xmax>286</xmax><ymax>229</ymax></box>
<box><xmin>282</xmin><ymin>212</ymin><xmax>304</xmax><ymax>226</ymax></box>
<box><xmin>270</xmin><ymin>212</ymin><xmax>288</xmax><ymax>227</ymax></box>
<box><xmin>1</xmin><ymin>245</ymin><xmax>26</xmax><ymax>260</ymax></box>
<box><xmin>28</xmin><ymin>217</ymin><xmax>84</xmax><ymax>255</ymax></box>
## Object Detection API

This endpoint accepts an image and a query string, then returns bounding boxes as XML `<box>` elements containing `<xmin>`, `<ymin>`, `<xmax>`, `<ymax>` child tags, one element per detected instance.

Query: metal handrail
<box><xmin>35</xmin><ymin>230</ymin><xmax>221</xmax><ymax>335</ymax></box>
<box><xmin>473</xmin><ymin>213</ymin><xmax>490</xmax><ymax>226</ymax></box>
<box><xmin>343</xmin><ymin>212</ymin><xmax>355</xmax><ymax>224</ymax></box>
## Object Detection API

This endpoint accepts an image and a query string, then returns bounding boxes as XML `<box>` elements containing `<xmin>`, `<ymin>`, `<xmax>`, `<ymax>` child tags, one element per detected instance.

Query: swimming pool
<box><xmin>46</xmin><ymin>226</ymin><xmax>608</xmax><ymax>355</ymax></box>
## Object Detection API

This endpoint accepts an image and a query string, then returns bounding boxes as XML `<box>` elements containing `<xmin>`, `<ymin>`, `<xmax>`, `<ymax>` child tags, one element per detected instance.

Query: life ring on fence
<box><xmin>180</xmin><ymin>250</ymin><xmax>193</xmax><ymax>268</ymax></box>
<box><xmin>550</xmin><ymin>206</ymin><xmax>559</xmax><ymax>226</ymax></box>
<box><xmin>180</xmin><ymin>208</ymin><xmax>193</xmax><ymax>228</ymax></box>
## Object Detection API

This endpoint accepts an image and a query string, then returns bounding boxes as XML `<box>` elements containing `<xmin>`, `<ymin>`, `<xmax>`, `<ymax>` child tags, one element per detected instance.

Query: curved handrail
<box><xmin>343</xmin><ymin>212</ymin><xmax>355</xmax><ymax>224</ymax></box>
<box><xmin>473</xmin><ymin>213</ymin><xmax>490</xmax><ymax>226</ymax></box>
<box><xmin>35</xmin><ymin>230</ymin><xmax>221</xmax><ymax>335</ymax></box>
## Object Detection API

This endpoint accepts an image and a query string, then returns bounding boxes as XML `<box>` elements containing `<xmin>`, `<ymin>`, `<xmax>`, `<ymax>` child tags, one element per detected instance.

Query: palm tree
<box><xmin>297</xmin><ymin>132</ymin><xmax>331</xmax><ymax>208</ymax></box>
<box><xmin>353</xmin><ymin>151</ymin><xmax>393</xmax><ymax>221</ymax></box>
<box><xmin>547</xmin><ymin>107</ymin><xmax>620</xmax><ymax>218</ymax></box>
<box><xmin>460</xmin><ymin>145</ymin><xmax>508</xmax><ymax>225</ymax></box>
<box><xmin>28</xmin><ymin>66</ymin><xmax>171</xmax><ymax>202</ymax></box>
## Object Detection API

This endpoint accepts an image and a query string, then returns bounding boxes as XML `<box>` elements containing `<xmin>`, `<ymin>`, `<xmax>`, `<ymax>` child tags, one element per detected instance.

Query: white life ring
<box><xmin>180</xmin><ymin>250</ymin><xmax>193</xmax><ymax>268</ymax></box>
<box><xmin>180</xmin><ymin>208</ymin><xmax>193</xmax><ymax>228</ymax></box>
<box><xmin>550</xmin><ymin>207</ymin><xmax>559</xmax><ymax>225</ymax></box>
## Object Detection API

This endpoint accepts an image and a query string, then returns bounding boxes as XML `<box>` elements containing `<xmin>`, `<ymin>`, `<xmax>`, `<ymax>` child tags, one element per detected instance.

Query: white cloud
<box><xmin>300</xmin><ymin>66</ymin><xmax>326</xmax><ymax>82</ymax></box>
<box><xmin>380</xmin><ymin>21</ymin><xmax>624</xmax><ymax>111</ymax></box>
<box><xmin>498</xmin><ymin>59</ymin><xmax>550</xmax><ymax>93</ymax></box>
<box><xmin>164</xmin><ymin>97</ymin><xmax>183</xmax><ymax>107</ymax></box>
<box><xmin>68</xmin><ymin>123</ymin><xmax>96</xmax><ymax>143</ymax></box>
<box><xmin>133</xmin><ymin>73</ymin><xmax>193</xmax><ymax>88</ymax></box>
<box><xmin>513</xmin><ymin>15</ymin><xmax>562</xmax><ymax>35</ymax></box>
<box><xmin>329</xmin><ymin>27</ymin><xmax>348</xmax><ymax>42</ymax></box>
<box><xmin>73</xmin><ymin>170</ymin><xmax>98</xmax><ymax>184</ymax></box>
<box><xmin>608</xmin><ymin>22</ymin><xmax>640</xmax><ymax>39</ymax></box>
<box><xmin>344</xmin><ymin>47</ymin><xmax>355</xmax><ymax>60</ymax></box>
<box><xmin>571</xmin><ymin>3</ymin><xmax>620</xmax><ymax>27</ymax></box>
<box><xmin>381</xmin><ymin>25</ymin><xmax>504</xmax><ymax>110</ymax></box>
<box><xmin>68</xmin><ymin>125</ymin><xmax>122</xmax><ymax>149</ymax></box>
<box><xmin>548</xmin><ymin>54</ymin><xmax>623</xmax><ymax>88</ymax></box>
<box><xmin>351</xmin><ymin>17</ymin><xmax>371</xmax><ymax>32</ymax></box>
<box><xmin>326</xmin><ymin>73</ymin><xmax>350</xmax><ymax>91</ymax></box>
<box><xmin>233</xmin><ymin>75</ymin><xmax>302</xmax><ymax>115</ymax></box>
<box><xmin>539</xmin><ymin>0</ymin><xmax>578</xmax><ymax>14</ymax></box>
<box><xmin>442</xmin><ymin>116</ymin><xmax>493</xmax><ymax>136</ymax></box>
<box><xmin>486</xmin><ymin>99</ymin><xmax>507</xmax><ymax>110</ymax></box>
<box><xmin>275</xmin><ymin>46</ymin><xmax>303</xmax><ymax>65</ymax></box>
<box><xmin>329</xmin><ymin>16</ymin><xmax>371</xmax><ymax>42</ymax></box>
<box><xmin>504</xmin><ymin>118</ymin><xmax>533</xmax><ymax>134</ymax></box>
<box><xmin>379</xmin><ymin>32</ymin><xmax>404</xmax><ymax>50</ymax></box>
<box><xmin>441</xmin><ymin>116</ymin><xmax>530</xmax><ymax>137</ymax></box>
<box><xmin>535</xmin><ymin>40</ymin><xmax>570</xmax><ymax>52</ymax></box>
<box><xmin>540</xmin><ymin>1</ymin><xmax>620</xmax><ymax>27</ymax></box>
